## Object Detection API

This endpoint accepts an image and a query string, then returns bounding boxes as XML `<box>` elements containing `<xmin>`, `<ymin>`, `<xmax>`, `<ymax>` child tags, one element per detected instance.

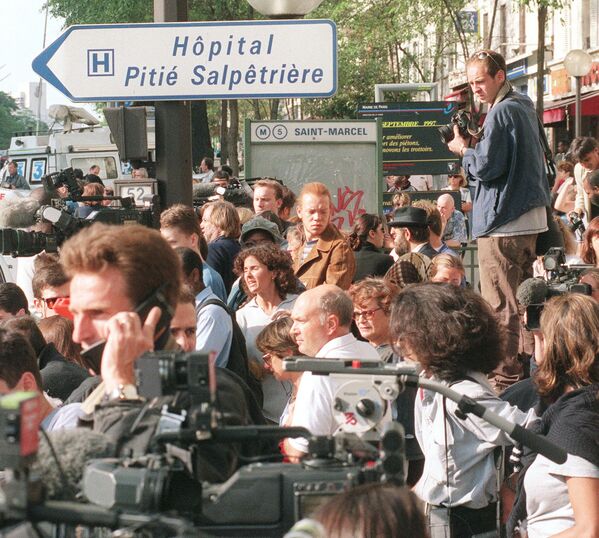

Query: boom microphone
<box><xmin>192</xmin><ymin>183</ymin><xmax>219</xmax><ymax>200</ymax></box>
<box><xmin>32</xmin><ymin>428</ymin><xmax>115</xmax><ymax>500</ymax></box>
<box><xmin>516</xmin><ymin>277</ymin><xmax>548</xmax><ymax>306</ymax></box>
<box><xmin>0</xmin><ymin>197</ymin><xmax>40</xmax><ymax>228</ymax></box>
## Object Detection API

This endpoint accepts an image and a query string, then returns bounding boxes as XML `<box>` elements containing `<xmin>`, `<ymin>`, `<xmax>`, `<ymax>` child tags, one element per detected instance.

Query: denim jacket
<box><xmin>463</xmin><ymin>89</ymin><xmax>550</xmax><ymax>238</ymax></box>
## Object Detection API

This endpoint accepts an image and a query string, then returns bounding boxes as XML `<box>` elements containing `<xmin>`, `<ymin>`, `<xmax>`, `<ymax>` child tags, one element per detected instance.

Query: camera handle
<box><xmin>27</xmin><ymin>501</ymin><xmax>197</xmax><ymax>535</ymax></box>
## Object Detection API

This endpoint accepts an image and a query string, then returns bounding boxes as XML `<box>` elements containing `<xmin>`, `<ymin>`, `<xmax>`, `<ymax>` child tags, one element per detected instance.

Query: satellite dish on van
<box><xmin>48</xmin><ymin>105</ymin><xmax>100</xmax><ymax>132</ymax></box>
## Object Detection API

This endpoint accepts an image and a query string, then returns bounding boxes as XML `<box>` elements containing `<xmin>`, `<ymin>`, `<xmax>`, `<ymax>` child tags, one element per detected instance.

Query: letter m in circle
<box><xmin>255</xmin><ymin>125</ymin><xmax>271</xmax><ymax>140</ymax></box>
<box><xmin>88</xmin><ymin>49</ymin><xmax>115</xmax><ymax>77</ymax></box>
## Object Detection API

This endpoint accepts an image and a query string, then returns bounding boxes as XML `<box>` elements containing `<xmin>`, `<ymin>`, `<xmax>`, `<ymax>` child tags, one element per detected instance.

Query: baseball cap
<box><xmin>240</xmin><ymin>216</ymin><xmax>284</xmax><ymax>245</ymax></box>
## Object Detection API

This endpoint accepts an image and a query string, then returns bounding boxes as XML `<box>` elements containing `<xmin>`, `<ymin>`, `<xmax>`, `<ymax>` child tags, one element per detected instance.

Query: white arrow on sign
<box><xmin>32</xmin><ymin>20</ymin><xmax>337</xmax><ymax>102</ymax></box>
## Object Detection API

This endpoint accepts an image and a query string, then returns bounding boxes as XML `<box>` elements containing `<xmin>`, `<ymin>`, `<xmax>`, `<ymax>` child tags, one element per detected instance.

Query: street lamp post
<box><xmin>246</xmin><ymin>0</ymin><xmax>324</xmax><ymax>18</ymax></box>
<box><xmin>564</xmin><ymin>49</ymin><xmax>593</xmax><ymax>138</ymax></box>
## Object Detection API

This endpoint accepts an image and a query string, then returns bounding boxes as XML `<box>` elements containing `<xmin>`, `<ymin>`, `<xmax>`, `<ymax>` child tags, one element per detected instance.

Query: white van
<box><xmin>2</xmin><ymin>125</ymin><xmax>154</xmax><ymax>189</ymax></box>
<box><xmin>3</xmin><ymin>102</ymin><xmax>156</xmax><ymax>189</ymax></box>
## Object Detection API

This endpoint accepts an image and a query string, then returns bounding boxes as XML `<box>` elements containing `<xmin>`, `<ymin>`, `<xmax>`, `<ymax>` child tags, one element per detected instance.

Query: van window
<box><xmin>30</xmin><ymin>158</ymin><xmax>47</xmax><ymax>183</ymax></box>
<box><xmin>12</xmin><ymin>160</ymin><xmax>27</xmax><ymax>179</ymax></box>
<box><xmin>71</xmin><ymin>157</ymin><xmax>118</xmax><ymax>179</ymax></box>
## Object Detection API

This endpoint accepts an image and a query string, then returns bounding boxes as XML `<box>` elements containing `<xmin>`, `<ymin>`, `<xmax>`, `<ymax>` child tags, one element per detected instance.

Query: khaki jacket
<box><xmin>293</xmin><ymin>224</ymin><xmax>355</xmax><ymax>290</ymax></box>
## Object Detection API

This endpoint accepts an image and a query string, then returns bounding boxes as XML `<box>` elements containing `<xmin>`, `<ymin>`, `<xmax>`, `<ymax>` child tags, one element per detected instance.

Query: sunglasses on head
<box><xmin>474</xmin><ymin>50</ymin><xmax>503</xmax><ymax>72</ymax></box>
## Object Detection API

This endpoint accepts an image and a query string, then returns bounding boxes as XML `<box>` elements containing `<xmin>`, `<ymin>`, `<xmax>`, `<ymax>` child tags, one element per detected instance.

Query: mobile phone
<box><xmin>525</xmin><ymin>304</ymin><xmax>544</xmax><ymax>331</ymax></box>
<box><xmin>80</xmin><ymin>284</ymin><xmax>174</xmax><ymax>374</ymax></box>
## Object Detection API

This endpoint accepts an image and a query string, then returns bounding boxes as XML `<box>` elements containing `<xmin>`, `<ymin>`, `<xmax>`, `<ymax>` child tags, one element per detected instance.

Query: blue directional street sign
<box><xmin>32</xmin><ymin>20</ymin><xmax>337</xmax><ymax>102</ymax></box>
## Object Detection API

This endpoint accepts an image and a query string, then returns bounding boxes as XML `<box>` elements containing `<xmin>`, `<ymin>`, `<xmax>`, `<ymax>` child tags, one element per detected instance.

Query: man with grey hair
<box><xmin>284</xmin><ymin>284</ymin><xmax>380</xmax><ymax>459</ymax></box>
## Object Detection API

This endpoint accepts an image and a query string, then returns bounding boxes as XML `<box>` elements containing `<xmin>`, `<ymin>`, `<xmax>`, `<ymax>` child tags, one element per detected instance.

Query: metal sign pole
<box><xmin>154</xmin><ymin>0</ymin><xmax>193</xmax><ymax>208</ymax></box>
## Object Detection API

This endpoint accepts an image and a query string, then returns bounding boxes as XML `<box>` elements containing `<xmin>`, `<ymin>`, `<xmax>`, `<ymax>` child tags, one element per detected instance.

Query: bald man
<box><xmin>284</xmin><ymin>285</ymin><xmax>380</xmax><ymax>458</ymax></box>
<box><xmin>437</xmin><ymin>193</ymin><xmax>467</xmax><ymax>249</ymax></box>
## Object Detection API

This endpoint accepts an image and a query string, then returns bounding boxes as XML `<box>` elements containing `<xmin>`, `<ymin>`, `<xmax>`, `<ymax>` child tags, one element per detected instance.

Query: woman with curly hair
<box><xmin>390</xmin><ymin>283</ymin><xmax>536</xmax><ymax>538</ymax></box>
<box><xmin>234</xmin><ymin>243</ymin><xmax>301</xmax><ymax>421</ymax></box>
<box><xmin>580</xmin><ymin>216</ymin><xmax>599</xmax><ymax>267</ymax></box>
<box><xmin>348</xmin><ymin>213</ymin><xmax>394</xmax><ymax>282</ymax></box>
<box><xmin>510</xmin><ymin>294</ymin><xmax>599</xmax><ymax>537</ymax></box>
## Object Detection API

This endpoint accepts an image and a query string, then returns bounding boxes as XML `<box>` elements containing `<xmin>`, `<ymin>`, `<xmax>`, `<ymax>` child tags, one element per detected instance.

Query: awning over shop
<box><xmin>543</xmin><ymin>90</ymin><xmax>599</xmax><ymax>125</ymax></box>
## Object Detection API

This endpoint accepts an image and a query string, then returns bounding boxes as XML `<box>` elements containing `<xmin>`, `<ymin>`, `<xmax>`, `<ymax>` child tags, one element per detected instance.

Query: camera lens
<box><xmin>438</xmin><ymin>124</ymin><xmax>455</xmax><ymax>144</ymax></box>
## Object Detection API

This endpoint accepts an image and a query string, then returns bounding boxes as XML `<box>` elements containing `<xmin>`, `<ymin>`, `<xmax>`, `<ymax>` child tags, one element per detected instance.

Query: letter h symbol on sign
<box><xmin>87</xmin><ymin>49</ymin><xmax>115</xmax><ymax>77</ymax></box>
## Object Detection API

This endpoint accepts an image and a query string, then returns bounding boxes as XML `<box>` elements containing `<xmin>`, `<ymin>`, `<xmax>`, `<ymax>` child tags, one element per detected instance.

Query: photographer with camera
<box><xmin>447</xmin><ymin>49</ymin><xmax>551</xmax><ymax>390</ymax></box>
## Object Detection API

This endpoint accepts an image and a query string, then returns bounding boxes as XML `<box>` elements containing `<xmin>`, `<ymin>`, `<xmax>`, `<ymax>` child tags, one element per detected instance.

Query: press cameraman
<box><xmin>447</xmin><ymin>49</ymin><xmax>551</xmax><ymax>390</ymax></box>
<box><xmin>60</xmin><ymin>222</ymin><xmax>264</xmax><ymax>483</ymax></box>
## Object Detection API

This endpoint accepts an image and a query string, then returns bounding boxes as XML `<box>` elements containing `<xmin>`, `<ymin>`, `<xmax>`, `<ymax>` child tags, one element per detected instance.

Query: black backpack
<box><xmin>200</xmin><ymin>298</ymin><xmax>264</xmax><ymax>407</ymax></box>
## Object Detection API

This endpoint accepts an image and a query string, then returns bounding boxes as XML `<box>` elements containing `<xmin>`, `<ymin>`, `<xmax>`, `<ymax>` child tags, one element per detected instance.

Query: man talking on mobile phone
<box><xmin>60</xmin><ymin>222</ymin><xmax>265</xmax><ymax>482</ymax></box>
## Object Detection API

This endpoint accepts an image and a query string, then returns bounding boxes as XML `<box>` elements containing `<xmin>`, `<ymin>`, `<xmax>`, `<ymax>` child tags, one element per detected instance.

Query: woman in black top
<box><xmin>348</xmin><ymin>213</ymin><xmax>393</xmax><ymax>282</ymax></box>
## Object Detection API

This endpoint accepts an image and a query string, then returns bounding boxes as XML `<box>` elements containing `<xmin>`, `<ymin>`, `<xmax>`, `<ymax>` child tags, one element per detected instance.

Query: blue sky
<box><xmin>1</xmin><ymin>2</ymin><xmax>75</xmax><ymax>109</ymax></box>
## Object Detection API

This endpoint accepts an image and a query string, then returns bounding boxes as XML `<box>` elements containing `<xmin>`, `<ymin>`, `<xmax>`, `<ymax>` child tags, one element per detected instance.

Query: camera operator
<box><xmin>60</xmin><ymin>222</ymin><xmax>264</xmax><ymax>483</ymax></box>
<box><xmin>447</xmin><ymin>49</ymin><xmax>551</xmax><ymax>390</ymax></box>
<box><xmin>390</xmin><ymin>283</ymin><xmax>537</xmax><ymax>537</ymax></box>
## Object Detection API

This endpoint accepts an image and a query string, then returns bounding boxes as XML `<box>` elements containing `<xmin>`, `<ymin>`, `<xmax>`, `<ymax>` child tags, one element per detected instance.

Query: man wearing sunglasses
<box><xmin>447</xmin><ymin>49</ymin><xmax>551</xmax><ymax>390</ymax></box>
<box><xmin>32</xmin><ymin>261</ymin><xmax>71</xmax><ymax>319</ymax></box>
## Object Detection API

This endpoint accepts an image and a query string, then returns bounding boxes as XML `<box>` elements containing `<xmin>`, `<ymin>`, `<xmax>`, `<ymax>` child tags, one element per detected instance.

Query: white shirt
<box><xmin>198</xmin><ymin>170</ymin><xmax>215</xmax><ymax>184</ymax></box>
<box><xmin>525</xmin><ymin>453</ymin><xmax>599</xmax><ymax>537</ymax></box>
<box><xmin>288</xmin><ymin>333</ymin><xmax>380</xmax><ymax>452</ymax></box>
<box><xmin>236</xmin><ymin>294</ymin><xmax>298</xmax><ymax>421</ymax></box>
<box><xmin>414</xmin><ymin>371</ymin><xmax>537</xmax><ymax>509</ymax></box>
<box><xmin>235</xmin><ymin>294</ymin><xmax>299</xmax><ymax>365</ymax></box>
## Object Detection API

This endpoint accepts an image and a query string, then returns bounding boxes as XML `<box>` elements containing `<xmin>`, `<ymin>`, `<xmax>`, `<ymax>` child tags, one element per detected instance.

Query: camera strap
<box><xmin>535</xmin><ymin>114</ymin><xmax>557</xmax><ymax>189</ymax></box>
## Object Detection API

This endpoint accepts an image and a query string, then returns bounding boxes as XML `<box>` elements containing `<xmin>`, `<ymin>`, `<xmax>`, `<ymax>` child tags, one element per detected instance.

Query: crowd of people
<box><xmin>0</xmin><ymin>48</ymin><xmax>598</xmax><ymax>538</ymax></box>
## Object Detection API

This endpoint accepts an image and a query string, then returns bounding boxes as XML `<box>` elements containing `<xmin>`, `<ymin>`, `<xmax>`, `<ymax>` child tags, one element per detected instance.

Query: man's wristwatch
<box><xmin>107</xmin><ymin>383</ymin><xmax>140</xmax><ymax>401</ymax></box>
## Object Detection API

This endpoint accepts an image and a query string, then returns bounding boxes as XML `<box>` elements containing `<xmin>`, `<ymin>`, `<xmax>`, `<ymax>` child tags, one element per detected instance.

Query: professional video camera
<box><xmin>78</xmin><ymin>352</ymin><xmax>407</xmax><ymax>535</ymax></box>
<box><xmin>41</xmin><ymin>167</ymin><xmax>83</xmax><ymax>198</ymax></box>
<box><xmin>0</xmin><ymin>195</ymin><xmax>161</xmax><ymax>257</ymax></box>
<box><xmin>542</xmin><ymin>247</ymin><xmax>592</xmax><ymax>295</ymax></box>
<box><xmin>524</xmin><ymin>247</ymin><xmax>593</xmax><ymax>329</ymax></box>
<box><xmin>0</xmin><ymin>392</ymin><xmax>43</xmax><ymax>523</ymax></box>
<box><xmin>438</xmin><ymin>110</ymin><xmax>472</xmax><ymax>144</ymax></box>
<box><xmin>192</xmin><ymin>179</ymin><xmax>254</xmax><ymax>209</ymax></box>
<box><xmin>0</xmin><ymin>353</ymin><xmax>408</xmax><ymax>537</ymax></box>
<box><xmin>0</xmin><ymin>355</ymin><xmax>568</xmax><ymax>537</ymax></box>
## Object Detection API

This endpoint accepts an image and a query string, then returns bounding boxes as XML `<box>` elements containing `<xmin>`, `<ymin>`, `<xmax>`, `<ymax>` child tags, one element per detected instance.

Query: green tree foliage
<box><xmin>47</xmin><ymin>0</ymin><xmax>477</xmax><ymax>128</ymax></box>
<box><xmin>0</xmin><ymin>93</ymin><xmax>46</xmax><ymax>149</ymax></box>
<box><xmin>47</xmin><ymin>0</ymin><xmax>253</xmax><ymax>164</ymax></box>
<box><xmin>301</xmin><ymin>0</ymin><xmax>471</xmax><ymax>118</ymax></box>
